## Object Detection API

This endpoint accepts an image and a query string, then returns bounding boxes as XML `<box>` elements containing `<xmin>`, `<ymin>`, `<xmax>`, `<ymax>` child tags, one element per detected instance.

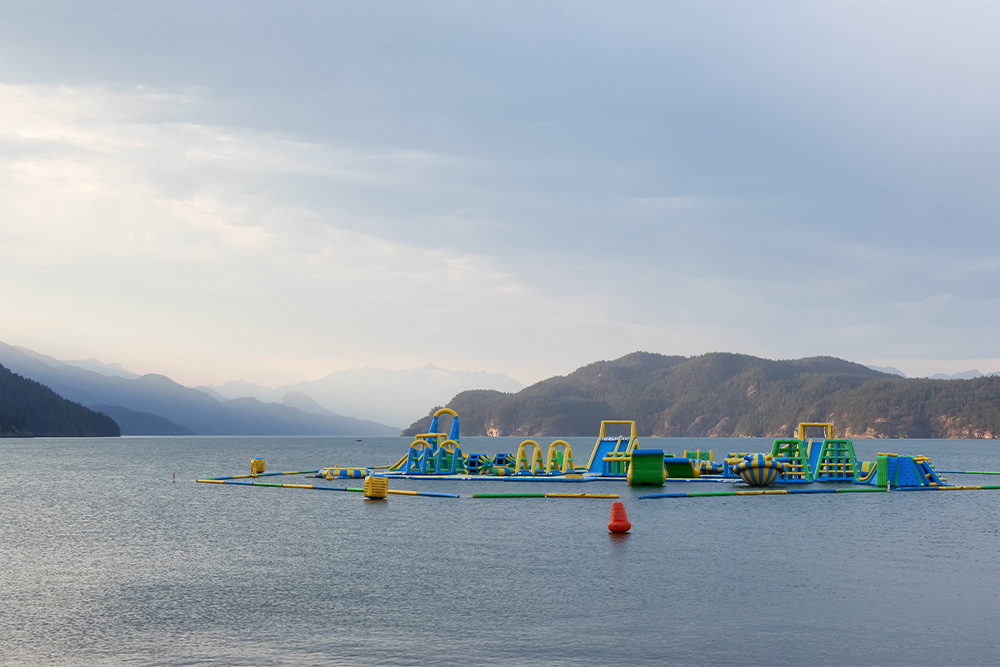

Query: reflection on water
<box><xmin>2</xmin><ymin>435</ymin><xmax>1000</xmax><ymax>666</ymax></box>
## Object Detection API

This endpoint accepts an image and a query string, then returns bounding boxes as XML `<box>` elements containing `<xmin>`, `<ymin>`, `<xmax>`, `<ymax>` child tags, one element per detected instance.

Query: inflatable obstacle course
<box><xmin>685</xmin><ymin>450</ymin><xmax>722</xmax><ymax>475</ymax></box>
<box><xmin>197</xmin><ymin>477</ymin><xmax>459</xmax><ymax>498</ymax></box>
<box><xmin>465</xmin><ymin>453</ymin><xmax>493</xmax><ymax>475</ymax></box>
<box><xmin>198</xmin><ymin>416</ymin><xmax>1000</xmax><ymax>509</ymax></box>
<box><xmin>433</xmin><ymin>439</ymin><xmax>467</xmax><ymax>475</ymax></box>
<box><xmin>319</xmin><ymin>467</ymin><xmax>371</xmax><ymax>480</ymax></box>
<box><xmin>854</xmin><ymin>453</ymin><xmax>950</xmax><ymax>488</ymax></box>
<box><xmin>514</xmin><ymin>440</ymin><xmax>546</xmax><ymax>475</ymax></box>
<box><xmin>723</xmin><ymin>453</ymin><xmax>754</xmax><ymax>478</ymax></box>
<box><xmin>663</xmin><ymin>457</ymin><xmax>701</xmax><ymax>479</ymax></box>
<box><xmin>627</xmin><ymin>449</ymin><xmax>667</xmax><ymax>486</ymax></box>
<box><xmin>811</xmin><ymin>439</ymin><xmax>858</xmax><ymax>482</ymax></box>
<box><xmin>769</xmin><ymin>438</ymin><xmax>813</xmax><ymax>483</ymax></box>
<box><xmin>733</xmin><ymin>453</ymin><xmax>785</xmax><ymax>487</ymax></box>
<box><xmin>545</xmin><ymin>441</ymin><xmax>575</xmax><ymax>474</ymax></box>
<box><xmin>584</xmin><ymin>420</ymin><xmax>639</xmax><ymax>475</ymax></box>
<box><xmin>399</xmin><ymin>408</ymin><xmax>465</xmax><ymax>475</ymax></box>
<box><xmin>472</xmin><ymin>492</ymin><xmax>620</xmax><ymax>499</ymax></box>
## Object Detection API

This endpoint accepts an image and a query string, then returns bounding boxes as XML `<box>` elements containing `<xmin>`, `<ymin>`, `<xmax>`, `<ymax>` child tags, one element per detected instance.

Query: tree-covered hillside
<box><xmin>0</xmin><ymin>363</ymin><xmax>120</xmax><ymax>437</ymax></box>
<box><xmin>403</xmin><ymin>352</ymin><xmax>1000</xmax><ymax>439</ymax></box>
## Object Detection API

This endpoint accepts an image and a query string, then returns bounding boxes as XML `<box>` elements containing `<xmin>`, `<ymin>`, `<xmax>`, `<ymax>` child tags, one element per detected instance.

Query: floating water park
<box><xmin>197</xmin><ymin>408</ymin><xmax>1000</xmax><ymax>501</ymax></box>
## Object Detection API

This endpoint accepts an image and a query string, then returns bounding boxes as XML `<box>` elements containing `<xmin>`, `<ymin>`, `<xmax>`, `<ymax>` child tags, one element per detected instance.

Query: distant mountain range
<box><xmin>405</xmin><ymin>352</ymin><xmax>1000</xmax><ymax>439</ymax></box>
<box><xmin>866</xmin><ymin>365</ymin><xmax>906</xmax><ymax>377</ymax></box>
<box><xmin>0</xmin><ymin>342</ymin><xmax>396</xmax><ymax>436</ymax></box>
<box><xmin>0</xmin><ymin>341</ymin><xmax>525</xmax><ymax>436</ymax></box>
<box><xmin>6</xmin><ymin>339</ymin><xmax>998</xmax><ymax>439</ymax></box>
<box><xmin>203</xmin><ymin>365</ymin><xmax>526</xmax><ymax>428</ymax></box>
<box><xmin>866</xmin><ymin>365</ymin><xmax>999</xmax><ymax>380</ymax></box>
<box><xmin>929</xmin><ymin>369</ymin><xmax>999</xmax><ymax>380</ymax></box>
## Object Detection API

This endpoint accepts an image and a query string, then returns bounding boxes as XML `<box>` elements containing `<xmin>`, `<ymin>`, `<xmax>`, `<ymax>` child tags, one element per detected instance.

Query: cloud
<box><xmin>1</xmin><ymin>81</ymin><xmax>682</xmax><ymax>385</ymax></box>
<box><xmin>0</xmin><ymin>84</ymin><xmax>543</xmax><ymax>376</ymax></box>
<box><xmin>2</xmin><ymin>3</ymin><xmax>1000</xmax><ymax>386</ymax></box>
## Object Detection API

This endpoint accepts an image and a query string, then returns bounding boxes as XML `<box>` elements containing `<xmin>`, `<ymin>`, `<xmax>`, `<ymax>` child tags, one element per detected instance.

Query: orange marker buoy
<box><xmin>608</xmin><ymin>501</ymin><xmax>631</xmax><ymax>533</ymax></box>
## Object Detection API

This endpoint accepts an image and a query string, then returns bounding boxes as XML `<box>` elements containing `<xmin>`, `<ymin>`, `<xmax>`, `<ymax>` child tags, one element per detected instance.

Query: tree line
<box><xmin>0</xmin><ymin>363</ymin><xmax>120</xmax><ymax>437</ymax></box>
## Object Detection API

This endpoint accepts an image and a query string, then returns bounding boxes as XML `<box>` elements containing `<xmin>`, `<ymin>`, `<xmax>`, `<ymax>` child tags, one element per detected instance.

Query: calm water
<box><xmin>3</xmin><ymin>435</ymin><xmax>1000</xmax><ymax>666</ymax></box>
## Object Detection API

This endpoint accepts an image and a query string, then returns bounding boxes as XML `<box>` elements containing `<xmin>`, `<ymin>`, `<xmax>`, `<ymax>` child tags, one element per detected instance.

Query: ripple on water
<box><xmin>2</xmin><ymin>436</ymin><xmax>1000</xmax><ymax>666</ymax></box>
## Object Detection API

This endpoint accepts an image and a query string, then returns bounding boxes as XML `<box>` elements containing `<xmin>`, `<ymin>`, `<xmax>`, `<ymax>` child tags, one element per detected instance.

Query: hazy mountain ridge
<box><xmin>205</xmin><ymin>364</ymin><xmax>526</xmax><ymax>427</ymax></box>
<box><xmin>7</xmin><ymin>338</ymin><xmax>998</xmax><ymax>438</ymax></box>
<box><xmin>865</xmin><ymin>364</ymin><xmax>1000</xmax><ymax>380</ymax></box>
<box><xmin>866</xmin><ymin>365</ymin><xmax>906</xmax><ymax>377</ymax></box>
<box><xmin>405</xmin><ymin>352</ymin><xmax>1000</xmax><ymax>439</ymax></box>
<box><xmin>0</xmin><ymin>363</ymin><xmax>120</xmax><ymax>437</ymax></box>
<box><xmin>929</xmin><ymin>369</ymin><xmax>998</xmax><ymax>380</ymax></box>
<box><xmin>90</xmin><ymin>403</ymin><xmax>194</xmax><ymax>436</ymax></box>
<box><xmin>0</xmin><ymin>341</ymin><xmax>396</xmax><ymax>436</ymax></box>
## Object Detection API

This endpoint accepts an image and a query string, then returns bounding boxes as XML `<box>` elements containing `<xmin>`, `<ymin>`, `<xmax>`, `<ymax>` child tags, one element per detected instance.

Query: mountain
<box><xmin>90</xmin><ymin>404</ymin><xmax>193</xmax><ymax>436</ymax></box>
<box><xmin>930</xmin><ymin>369</ymin><xmax>984</xmax><ymax>380</ymax></box>
<box><xmin>280</xmin><ymin>390</ymin><xmax>335</xmax><ymax>416</ymax></box>
<box><xmin>867</xmin><ymin>365</ymin><xmax>906</xmax><ymax>377</ymax></box>
<box><xmin>0</xmin><ymin>341</ymin><xmax>397</xmax><ymax>436</ymax></box>
<box><xmin>63</xmin><ymin>358</ymin><xmax>141</xmax><ymax>379</ymax></box>
<box><xmin>202</xmin><ymin>379</ymin><xmax>274</xmax><ymax>402</ymax></box>
<box><xmin>0</xmin><ymin>363</ymin><xmax>120</xmax><ymax>437</ymax></box>
<box><xmin>207</xmin><ymin>364</ymin><xmax>526</xmax><ymax>428</ymax></box>
<box><xmin>404</xmin><ymin>351</ymin><xmax>1000</xmax><ymax>439</ymax></box>
<box><xmin>868</xmin><ymin>366</ymin><xmax>1000</xmax><ymax>381</ymax></box>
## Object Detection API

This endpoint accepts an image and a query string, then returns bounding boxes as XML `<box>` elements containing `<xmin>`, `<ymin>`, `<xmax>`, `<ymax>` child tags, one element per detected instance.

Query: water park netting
<box><xmin>196</xmin><ymin>411</ymin><xmax>1000</xmax><ymax>500</ymax></box>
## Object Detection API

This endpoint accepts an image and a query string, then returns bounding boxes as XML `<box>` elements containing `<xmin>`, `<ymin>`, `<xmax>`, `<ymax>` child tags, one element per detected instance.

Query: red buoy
<box><xmin>608</xmin><ymin>501</ymin><xmax>631</xmax><ymax>533</ymax></box>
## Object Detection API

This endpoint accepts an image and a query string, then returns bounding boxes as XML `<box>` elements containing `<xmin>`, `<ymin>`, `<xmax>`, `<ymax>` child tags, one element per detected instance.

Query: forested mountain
<box><xmin>404</xmin><ymin>352</ymin><xmax>1000</xmax><ymax>439</ymax></box>
<box><xmin>0</xmin><ymin>363</ymin><xmax>120</xmax><ymax>437</ymax></box>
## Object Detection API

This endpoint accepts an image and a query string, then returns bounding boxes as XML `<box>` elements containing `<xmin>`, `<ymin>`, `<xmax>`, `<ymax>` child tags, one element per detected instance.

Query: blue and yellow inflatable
<box><xmin>733</xmin><ymin>453</ymin><xmax>785</xmax><ymax>487</ymax></box>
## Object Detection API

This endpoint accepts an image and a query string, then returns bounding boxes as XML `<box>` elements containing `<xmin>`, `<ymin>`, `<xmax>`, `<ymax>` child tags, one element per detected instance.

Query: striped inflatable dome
<box><xmin>733</xmin><ymin>453</ymin><xmax>785</xmax><ymax>487</ymax></box>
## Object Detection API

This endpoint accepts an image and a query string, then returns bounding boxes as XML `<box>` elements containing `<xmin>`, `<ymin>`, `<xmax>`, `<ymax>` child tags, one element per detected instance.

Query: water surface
<box><xmin>3</xmin><ymin>436</ymin><xmax>999</xmax><ymax>665</ymax></box>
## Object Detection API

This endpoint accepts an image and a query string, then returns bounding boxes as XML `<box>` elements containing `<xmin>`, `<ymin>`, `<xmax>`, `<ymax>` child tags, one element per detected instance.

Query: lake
<box><xmin>3</xmin><ymin>435</ymin><xmax>999</xmax><ymax>666</ymax></box>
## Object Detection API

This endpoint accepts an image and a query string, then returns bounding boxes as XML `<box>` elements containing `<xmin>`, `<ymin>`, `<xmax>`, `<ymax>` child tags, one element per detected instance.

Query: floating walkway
<box><xmin>639</xmin><ymin>484</ymin><xmax>1000</xmax><ymax>500</ymax></box>
<box><xmin>383</xmin><ymin>474</ymin><xmax>607</xmax><ymax>483</ymax></box>
<box><xmin>891</xmin><ymin>484</ymin><xmax>1000</xmax><ymax>492</ymax></box>
<box><xmin>206</xmin><ymin>470</ymin><xmax>320</xmax><ymax>480</ymax></box>
<box><xmin>472</xmin><ymin>492</ymin><xmax>619</xmax><ymax>499</ymax></box>
<box><xmin>196</xmin><ymin>478</ymin><xmax>459</xmax><ymax>498</ymax></box>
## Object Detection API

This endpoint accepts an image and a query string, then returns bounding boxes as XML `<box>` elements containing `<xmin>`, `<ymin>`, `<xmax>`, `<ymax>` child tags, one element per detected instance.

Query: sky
<box><xmin>1</xmin><ymin>1</ymin><xmax>999</xmax><ymax>388</ymax></box>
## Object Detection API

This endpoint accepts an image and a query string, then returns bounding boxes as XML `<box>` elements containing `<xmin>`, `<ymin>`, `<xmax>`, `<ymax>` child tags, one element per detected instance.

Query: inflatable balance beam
<box><xmin>207</xmin><ymin>470</ymin><xmax>320</xmax><ymax>480</ymax></box>
<box><xmin>638</xmin><ymin>485</ymin><xmax>1000</xmax><ymax>500</ymax></box>
<box><xmin>638</xmin><ymin>487</ymin><xmax>887</xmax><ymax>499</ymax></box>
<box><xmin>196</xmin><ymin>479</ymin><xmax>459</xmax><ymax>498</ymax></box>
<box><xmin>472</xmin><ymin>492</ymin><xmax>619</xmax><ymax>499</ymax></box>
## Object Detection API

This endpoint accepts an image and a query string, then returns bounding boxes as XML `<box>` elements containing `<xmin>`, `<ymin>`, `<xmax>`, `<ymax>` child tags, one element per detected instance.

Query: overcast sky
<box><xmin>1</xmin><ymin>2</ymin><xmax>998</xmax><ymax>387</ymax></box>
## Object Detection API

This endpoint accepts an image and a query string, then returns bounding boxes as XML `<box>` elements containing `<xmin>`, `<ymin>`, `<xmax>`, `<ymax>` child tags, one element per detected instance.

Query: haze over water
<box><xmin>3</xmin><ymin>436</ymin><xmax>1000</xmax><ymax>665</ymax></box>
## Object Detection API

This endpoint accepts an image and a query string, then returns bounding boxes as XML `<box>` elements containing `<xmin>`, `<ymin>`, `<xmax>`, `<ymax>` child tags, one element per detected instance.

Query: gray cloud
<box><xmin>1</xmin><ymin>2</ymin><xmax>999</xmax><ymax>384</ymax></box>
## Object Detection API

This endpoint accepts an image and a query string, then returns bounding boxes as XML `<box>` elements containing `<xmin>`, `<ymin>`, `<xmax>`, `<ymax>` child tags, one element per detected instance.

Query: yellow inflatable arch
<box><xmin>437</xmin><ymin>439</ymin><xmax>460</xmax><ymax>455</ymax></box>
<box><xmin>514</xmin><ymin>440</ymin><xmax>546</xmax><ymax>475</ymax></box>
<box><xmin>545</xmin><ymin>440</ymin><xmax>575</xmax><ymax>474</ymax></box>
